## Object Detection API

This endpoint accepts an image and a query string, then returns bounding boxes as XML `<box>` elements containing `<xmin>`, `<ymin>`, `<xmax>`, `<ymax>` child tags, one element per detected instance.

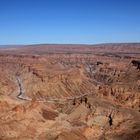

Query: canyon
<box><xmin>0</xmin><ymin>43</ymin><xmax>140</xmax><ymax>140</ymax></box>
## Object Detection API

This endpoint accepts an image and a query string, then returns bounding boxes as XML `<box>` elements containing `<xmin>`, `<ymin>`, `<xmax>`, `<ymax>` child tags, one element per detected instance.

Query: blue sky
<box><xmin>0</xmin><ymin>0</ymin><xmax>140</xmax><ymax>44</ymax></box>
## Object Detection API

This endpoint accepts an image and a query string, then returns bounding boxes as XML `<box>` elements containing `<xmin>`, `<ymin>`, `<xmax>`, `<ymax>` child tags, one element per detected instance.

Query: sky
<box><xmin>0</xmin><ymin>0</ymin><xmax>140</xmax><ymax>45</ymax></box>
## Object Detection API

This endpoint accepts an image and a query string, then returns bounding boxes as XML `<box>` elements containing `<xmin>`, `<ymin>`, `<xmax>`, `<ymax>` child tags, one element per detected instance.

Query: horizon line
<box><xmin>0</xmin><ymin>42</ymin><xmax>140</xmax><ymax>46</ymax></box>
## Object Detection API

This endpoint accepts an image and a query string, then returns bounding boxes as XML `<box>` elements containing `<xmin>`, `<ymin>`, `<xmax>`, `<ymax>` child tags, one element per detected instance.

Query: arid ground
<box><xmin>0</xmin><ymin>43</ymin><xmax>140</xmax><ymax>140</ymax></box>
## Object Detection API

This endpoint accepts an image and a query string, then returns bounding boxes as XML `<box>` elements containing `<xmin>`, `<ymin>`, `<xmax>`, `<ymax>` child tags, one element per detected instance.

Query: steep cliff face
<box><xmin>96</xmin><ymin>64</ymin><xmax>140</xmax><ymax>109</ymax></box>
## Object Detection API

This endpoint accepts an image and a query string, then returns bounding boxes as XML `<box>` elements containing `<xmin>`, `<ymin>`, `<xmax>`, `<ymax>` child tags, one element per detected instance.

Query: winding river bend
<box><xmin>16</xmin><ymin>77</ymin><xmax>95</xmax><ymax>103</ymax></box>
<box><xmin>16</xmin><ymin>77</ymin><xmax>31</xmax><ymax>101</ymax></box>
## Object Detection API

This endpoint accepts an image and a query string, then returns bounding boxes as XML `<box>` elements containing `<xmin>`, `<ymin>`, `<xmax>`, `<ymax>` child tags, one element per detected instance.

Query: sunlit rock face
<box><xmin>0</xmin><ymin>43</ymin><xmax>140</xmax><ymax>140</ymax></box>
